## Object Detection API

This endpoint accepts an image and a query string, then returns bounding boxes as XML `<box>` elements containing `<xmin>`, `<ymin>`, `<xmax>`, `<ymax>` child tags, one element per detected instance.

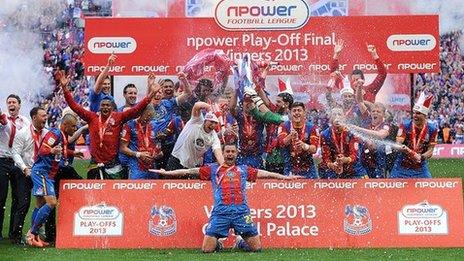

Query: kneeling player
<box><xmin>152</xmin><ymin>143</ymin><xmax>301</xmax><ymax>252</ymax></box>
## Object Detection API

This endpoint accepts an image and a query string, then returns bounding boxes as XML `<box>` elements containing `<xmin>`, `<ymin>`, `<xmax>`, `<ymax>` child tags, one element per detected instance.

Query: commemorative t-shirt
<box><xmin>171</xmin><ymin>115</ymin><xmax>221</xmax><ymax>168</ymax></box>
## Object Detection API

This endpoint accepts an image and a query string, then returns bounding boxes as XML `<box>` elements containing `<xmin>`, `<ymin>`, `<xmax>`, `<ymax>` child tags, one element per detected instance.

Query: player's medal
<box><xmin>332</xmin><ymin>127</ymin><xmax>346</xmax><ymax>158</ymax></box>
<box><xmin>98</xmin><ymin>113</ymin><xmax>113</xmax><ymax>148</ymax></box>
<box><xmin>411</xmin><ymin>123</ymin><xmax>428</xmax><ymax>153</ymax></box>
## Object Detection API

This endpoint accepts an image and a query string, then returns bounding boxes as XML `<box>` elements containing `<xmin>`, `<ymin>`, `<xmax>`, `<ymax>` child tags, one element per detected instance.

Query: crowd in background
<box><xmin>36</xmin><ymin>2</ymin><xmax>464</xmax><ymax>144</ymax></box>
<box><xmin>414</xmin><ymin>31</ymin><xmax>464</xmax><ymax>144</ymax></box>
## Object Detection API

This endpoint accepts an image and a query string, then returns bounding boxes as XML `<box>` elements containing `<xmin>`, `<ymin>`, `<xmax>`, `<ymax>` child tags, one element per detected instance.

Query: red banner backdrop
<box><xmin>83</xmin><ymin>16</ymin><xmax>439</xmax><ymax>76</ymax></box>
<box><xmin>57</xmin><ymin>179</ymin><xmax>464</xmax><ymax>249</ymax></box>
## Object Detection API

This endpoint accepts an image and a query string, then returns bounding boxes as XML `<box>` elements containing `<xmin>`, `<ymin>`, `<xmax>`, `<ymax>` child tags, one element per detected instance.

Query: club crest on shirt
<box><xmin>195</xmin><ymin>138</ymin><xmax>205</xmax><ymax>148</ymax></box>
<box><xmin>35</xmin><ymin>187</ymin><xmax>44</xmax><ymax>195</ymax></box>
<box><xmin>226</xmin><ymin>171</ymin><xmax>234</xmax><ymax>180</ymax></box>
<box><xmin>153</xmin><ymin>105</ymin><xmax>167</xmax><ymax>121</ymax></box>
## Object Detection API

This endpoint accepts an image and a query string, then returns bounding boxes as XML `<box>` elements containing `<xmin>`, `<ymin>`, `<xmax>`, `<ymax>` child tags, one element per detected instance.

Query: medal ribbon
<box><xmin>411</xmin><ymin>123</ymin><xmax>428</xmax><ymax>152</ymax></box>
<box><xmin>137</xmin><ymin>121</ymin><xmax>151</xmax><ymax>150</ymax></box>
<box><xmin>60</xmin><ymin>130</ymin><xmax>68</xmax><ymax>160</ymax></box>
<box><xmin>30</xmin><ymin>125</ymin><xmax>42</xmax><ymax>161</ymax></box>
<box><xmin>98</xmin><ymin>113</ymin><xmax>113</xmax><ymax>147</ymax></box>
<box><xmin>331</xmin><ymin>127</ymin><xmax>346</xmax><ymax>155</ymax></box>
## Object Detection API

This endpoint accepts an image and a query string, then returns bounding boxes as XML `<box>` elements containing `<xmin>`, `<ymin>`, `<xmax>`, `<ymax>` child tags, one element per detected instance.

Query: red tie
<box><xmin>8</xmin><ymin>117</ymin><xmax>17</xmax><ymax>148</ymax></box>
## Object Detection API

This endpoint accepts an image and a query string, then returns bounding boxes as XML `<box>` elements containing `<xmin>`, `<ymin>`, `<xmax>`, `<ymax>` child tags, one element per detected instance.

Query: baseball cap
<box><xmin>204</xmin><ymin>112</ymin><xmax>219</xmax><ymax>123</ymax></box>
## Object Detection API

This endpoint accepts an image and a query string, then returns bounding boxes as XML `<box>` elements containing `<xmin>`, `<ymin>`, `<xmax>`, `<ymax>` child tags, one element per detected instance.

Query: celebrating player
<box><xmin>391</xmin><ymin>92</ymin><xmax>437</xmax><ymax>178</ymax></box>
<box><xmin>89</xmin><ymin>53</ymin><xmax>116</xmax><ymax>112</ymax></box>
<box><xmin>331</xmin><ymin>40</ymin><xmax>387</xmax><ymax>102</ymax></box>
<box><xmin>277</xmin><ymin>102</ymin><xmax>319</xmax><ymax>178</ymax></box>
<box><xmin>120</xmin><ymin>104</ymin><xmax>163</xmax><ymax>179</ymax></box>
<box><xmin>26</xmin><ymin>114</ymin><xmax>78</xmax><ymax>247</ymax></box>
<box><xmin>229</xmin><ymin>88</ymin><xmax>265</xmax><ymax>168</ymax></box>
<box><xmin>60</xmin><ymin>70</ymin><xmax>160</xmax><ymax>179</ymax></box>
<box><xmin>152</xmin><ymin>143</ymin><xmax>302</xmax><ymax>253</ymax></box>
<box><xmin>319</xmin><ymin>108</ymin><xmax>367</xmax><ymax>179</ymax></box>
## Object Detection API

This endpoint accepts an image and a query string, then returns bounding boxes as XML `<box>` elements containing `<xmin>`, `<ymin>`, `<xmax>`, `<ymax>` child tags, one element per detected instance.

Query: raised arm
<box><xmin>192</xmin><ymin>101</ymin><xmax>211</xmax><ymax>118</ymax></box>
<box><xmin>350</xmin><ymin>124</ymin><xmax>390</xmax><ymax>139</ymax></box>
<box><xmin>228</xmin><ymin>88</ymin><xmax>239</xmax><ymax>117</ymax></box>
<box><xmin>213</xmin><ymin>148</ymin><xmax>225</xmax><ymax>165</ymax></box>
<box><xmin>364</xmin><ymin>44</ymin><xmax>387</xmax><ymax>101</ymax></box>
<box><xmin>257</xmin><ymin>169</ymin><xmax>302</xmax><ymax>180</ymax></box>
<box><xmin>120</xmin><ymin>74</ymin><xmax>161</xmax><ymax>122</ymax></box>
<box><xmin>256</xmin><ymin>84</ymin><xmax>272</xmax><ymax>108</ymax></box>
<box><xmin>254</xmin><ymin>64</ymin><xmax>272</xmax><ymax>108</ymax></box>
<box><xmin>355</xmin><ymin>79</ymin><xmax>368</xmax><ymax>114</ymax></box>
<box><xmin>333</xmin><ymin>39</ymin><xmax>344</xmax><ymax>60</ymax></box>
<box><xmin>120</xmin><ymin>96</ymin><xmax>151</xmax><ymax>122</ymax></box>
<box><xmin>93</xmin><ymin>53</ymin><xmax>116</xmax><ymax>94</ymax></box>
<box><xmin>59</xmin><ymin>70</ymin><xmax>94</xmax><ymax>122</ymax></box>
<box><xmin>68</xmin><ymin>124</ymin><xmax>88</xmax><ymax>144</ymax></box>
<box><xmin>325</xmin><ymin>72</ymin><xmax>340</xmax><ymax>109</ymax></box>
<box><xmin>0</xmin><ymin>109</ymin><xmax>8</xmax><ymax>126</ymax></box>
<box><xmin>330</xmin><ymin>39</ymin><xmax>344</xmax><ymax>89</ymax></box>
<box><xmin>176</xmin><ymin>72</ymin><xmax>192</xmax><ymax>104</ymax></box>
<box><xmin>212</xmin><ymin>134</ymin><xmax>224</xmax><ymax>165</ymax></box>
<box><xmin>150</xmin><ymin>168</ymin><xmax>200</xmax><ymax>178</ymax></box>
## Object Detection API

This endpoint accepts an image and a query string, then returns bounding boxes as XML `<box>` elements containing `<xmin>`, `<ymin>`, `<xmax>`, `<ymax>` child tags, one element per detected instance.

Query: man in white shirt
<box><xmin>10</xmin><ymin>107</ymin><xmax>48</xmax><ymax>244</ymax></box>
<box><xmin>166</xmin><ymin>102</ymin><xmax>224</xmax><ymax>170</ymax></box>
<box><xmin>0</xmin><ymin>94</ymin><xmax>30</xmax><ymax>242</ymax></box>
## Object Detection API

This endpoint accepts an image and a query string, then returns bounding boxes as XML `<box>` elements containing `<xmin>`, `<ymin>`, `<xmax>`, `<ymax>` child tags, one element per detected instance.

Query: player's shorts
<box><xmin>237</xmin><ymin>154</ymin><xmax>263</xmax><ymax>169</ymax></box>
<box><xmin>205</xmin><ymin>212</ymin><xmax>258</xmax><ymax>239</ymax></box>
<box><xmin>390</xmin><ymin>162</ymin><xmax>432</xmax><ymax>178</ymax></box>
<box><xmin>31</xmin><ymin>170</ymin><xmax>56</xmax><ymax>197</ymax></box>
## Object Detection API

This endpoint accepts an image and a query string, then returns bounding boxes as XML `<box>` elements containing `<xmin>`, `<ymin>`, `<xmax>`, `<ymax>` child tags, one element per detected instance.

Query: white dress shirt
<box><xmin>12</xmin><ymin>124</ymin><xmax>48</xmax><ymax>171</ymax></box>
<box><xmin>0</xmin><ymin>113</ymin><xmax>30</xmax><ymax>158</ymax></box>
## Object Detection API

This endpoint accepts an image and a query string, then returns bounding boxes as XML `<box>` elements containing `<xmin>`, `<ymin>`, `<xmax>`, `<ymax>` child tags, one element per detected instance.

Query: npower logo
<box><xmin>215</xmin><ymin>0</ymin><xmax>310</xmax><ymax>31</ymax></box>
<box><xmin>88</xmin><ymin>37</ymin><xmax>137</xmax><ymax>54</ymax></box>
<box><xmin>387</xmin><ymin>34</ymin><xmax>436</xmax><ymax>51</ymax></box>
